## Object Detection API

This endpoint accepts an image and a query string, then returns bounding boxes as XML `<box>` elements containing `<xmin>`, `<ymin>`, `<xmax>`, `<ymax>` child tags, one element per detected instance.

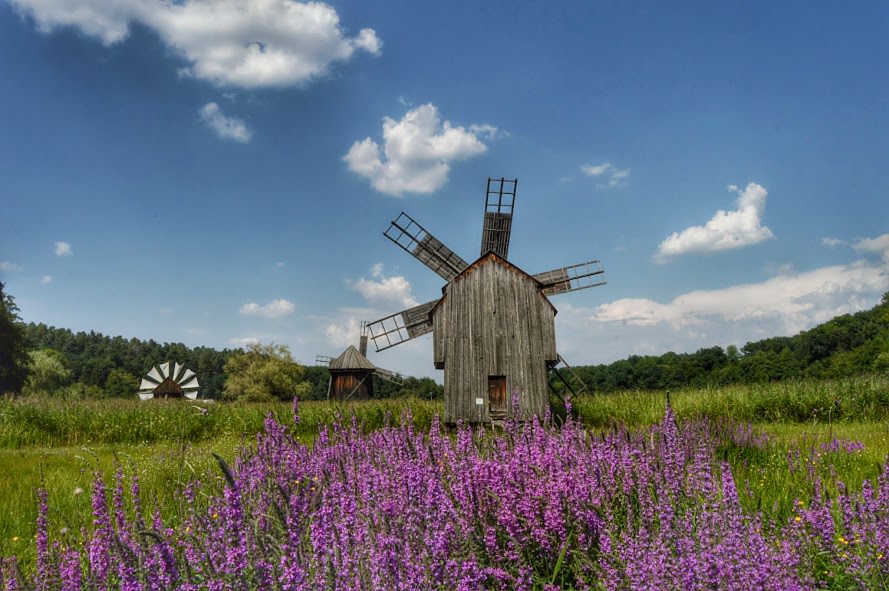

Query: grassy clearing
<box><xmin>0</xmin><ymin>396</ymin><xmax>440</xmax><ymax>448</ymax></box>
<box><xmin>570</xmin><ymin>375</ymin><xmax>889</xmax><ymax>426</ymax></box>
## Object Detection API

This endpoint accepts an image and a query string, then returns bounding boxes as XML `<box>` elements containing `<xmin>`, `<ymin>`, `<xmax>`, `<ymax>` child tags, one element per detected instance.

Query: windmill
<box><xmin>316</xmin><ymin>322</ymin><xmax>403</xmax><ymax>401</ymax></box>
<box><xmin>365</xmin><ymin>177</ymin><xmax>606</xmax><ymax>424</ymax></box>
<box><xmin>137</xmin><ymin>361</ymin><xmax>200</xmax><ymax>401</ymax></box>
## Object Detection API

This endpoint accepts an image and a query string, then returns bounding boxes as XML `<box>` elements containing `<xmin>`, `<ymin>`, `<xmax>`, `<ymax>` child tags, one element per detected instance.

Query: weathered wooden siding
<box><xmin>433</xmin><ymin>253</ymin><xmax>557</xmax><ymax>423</ymax></box>
<box><xmin>330</xmin><ymin>371</ymin><xmax>373</xmax><ymax>401</ymax></box>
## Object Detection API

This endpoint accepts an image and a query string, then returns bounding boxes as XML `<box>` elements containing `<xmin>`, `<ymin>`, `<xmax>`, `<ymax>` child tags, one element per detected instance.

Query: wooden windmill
<box><xmin>316</xmin><ymin>323</ymin><xmax>403</xmax><ymax>401</ymax></box>
<box><xmin>137</xmin><ymin>361</ymin><xmax>199</xmax><ymax>401</ymax></box>
<box><xmin>366</xmin><ymin>178</ymin><xmax>606</xmax><ymax>424</ymax></box>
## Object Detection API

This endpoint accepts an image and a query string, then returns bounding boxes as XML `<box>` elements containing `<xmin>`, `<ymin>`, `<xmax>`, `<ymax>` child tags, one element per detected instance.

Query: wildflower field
<box><xmin>1</xmin><ymin>377</ymin><xmax>887</xmax><ymax>590</ymax></box>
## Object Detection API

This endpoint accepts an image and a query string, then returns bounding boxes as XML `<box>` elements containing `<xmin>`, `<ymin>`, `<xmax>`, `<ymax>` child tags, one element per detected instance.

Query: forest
<box><xmin>4</xmin><ymin>281</ymin><xmax>888</xmax><ymax>400</ymax></box>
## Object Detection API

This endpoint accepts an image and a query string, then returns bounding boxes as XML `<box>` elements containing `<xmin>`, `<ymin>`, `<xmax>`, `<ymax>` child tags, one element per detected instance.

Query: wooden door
<box><xmin>488</xmin><ymin>376</ymin><xmax>506</xmax><ymax>415</ymax></box>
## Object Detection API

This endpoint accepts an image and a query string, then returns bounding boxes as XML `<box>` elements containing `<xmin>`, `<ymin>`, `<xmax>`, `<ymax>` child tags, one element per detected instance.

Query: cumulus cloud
<box><xmin>0</xmin><ymin>262</ymin><xmax>23</xmax><ymax>272</ymax></box>
<box><xmin>325</xmin><ymin>315</ymin><xmax>362</xmax><ymax>349</ymax></box>
<box><xmin>240</xmin><ymin>298</ymin><xmax>295</xmax><ymax>319</ymax></box>
<box><xmin>853</xmin><ymin>233</ymin><xmax>889</xmax><ymax>263</ymax></box>
<box><xmin>348</xmin><ymin>263</ymin><xmax>418</xmax><ymax>308</ymax></box>
<box><xmin>229</xmin><ymin>336</ymin><xmax>260</xmax><ymax>347</ymax></box>
<box><xmin>580</xmin><ymin>162</ymin><xmax>631</xmax><ymax>188</ymax></box>
<box><xmin>343</xmin><ymin>103</ymin><xmax>494</xmax><ymax>196</ymax></box>
<box><xmin>54</xmin><ymin>241</ymin><xmax>73</xmax><ymax>256</ymax></box>
<box><xmin>40</xmin><ymin>275</ymin><xmax>53</xmax><ymax>285</ymax></box>
<box><xmin>593</xmin><ymin>260</ymin><xmax>887</xmax><ymax>333</ymax></box>
<box><xmin>199</xmin><ymin>102</ymin><xmax>252</xmax><ymax>142</ymax></box>
<box><xmin>8</xmin><ymin>0</ymin><xmax>381</xmax><ymax>88</ymax></box>
<box><xmin>553</xmin><ymin>240</ymin><xmax>889</xmax><ymax>364</ymax></box>
<box><xmin>822</xmin><ymin>237</ymin><xmax>845</xmax><ymax>248</ymax></box>
<box><xmin>656</xmin><ymin>182</ymin><xmax>774</xmax><ymax>261</ymax></box>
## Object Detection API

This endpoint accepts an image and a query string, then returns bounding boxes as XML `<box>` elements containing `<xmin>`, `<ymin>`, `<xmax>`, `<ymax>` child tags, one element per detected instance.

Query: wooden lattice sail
<box><xmin>137</xmin><ymin>361</ymin><xmax>199</xmax><ymax>400</ymax></box>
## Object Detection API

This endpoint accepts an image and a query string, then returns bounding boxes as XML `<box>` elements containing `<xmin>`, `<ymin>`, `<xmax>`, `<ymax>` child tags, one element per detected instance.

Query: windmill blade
<box><xmin>366</xmin><ymin>299</ymin><xmax>439</xmax><ymax>352</ymax></box>
<box><xmin>139</xmin><ymin>378</ymin><xmax>158</xmax><ymax>391</ymax></box>
<box><xmin>146</xmin><ymin>366</ymin><xmax>163</xmax><ymax>383</ymax></box>
<box><xmin>315</xmin><ymin>355</ymin><xmax>334</xmax><ymax>367</ymax></box>
<box><xmin>480</xmin><ymin>177</ymin><xmax>517</xmax><ymax>258</ymax></box>
<box><xmin>384</xmin><ymin>212</ymin><xmax>468</xmax><ymax>281</ymax></box>
<box><xmin>159</xmin><ymin>362</ymin><xmax>171</xmax><ymax>379</ymax></box>
<box><xmin>180</xmin><ymin>376</ymin><xmax>199</xmax><ymax>390</ymax></box>
<box><xmin>534</xmin><ymin>260</ymin><xmax>606</xmax><ymax>296</ymax></box>
<box><xmin>173</xmin><ymin>362</ymin><xmax>184</xmax><ymax>382</ymax></box>
<box><xmin>373</xmin><ymin>367</ymin><xmax>404</xmax><ymax>386</ymax></box>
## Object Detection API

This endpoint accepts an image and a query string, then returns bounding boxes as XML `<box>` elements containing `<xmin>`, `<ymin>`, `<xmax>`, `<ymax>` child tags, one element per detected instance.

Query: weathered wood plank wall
<box><xmin>433</xmin><ymin>253</ymin><xmax>557</xmax><ymax>423</ymax></box>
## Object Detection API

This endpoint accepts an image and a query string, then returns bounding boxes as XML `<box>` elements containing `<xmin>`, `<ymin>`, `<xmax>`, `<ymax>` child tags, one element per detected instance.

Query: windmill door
<box><xmin>488</xmin><ymin>376</ymin><xmax>507</xmax><ymax>416</ymax></box>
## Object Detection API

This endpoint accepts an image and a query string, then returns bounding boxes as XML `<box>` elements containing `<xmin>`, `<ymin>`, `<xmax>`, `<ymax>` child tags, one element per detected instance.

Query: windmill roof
<box><xmin>329</xmin><ymin>345</ymin><xmax>377</xmax><ymax>371</ymax></box>
<box><xmin>430</xmin><ymin>251</ymin><xmax>557</xmax><ymax>316</ymax></box>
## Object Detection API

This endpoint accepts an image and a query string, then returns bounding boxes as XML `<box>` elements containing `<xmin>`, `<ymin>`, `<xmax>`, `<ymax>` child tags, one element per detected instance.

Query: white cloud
<box><xmin>580</xmin><ymin>162</ymin><xmax>631</xmax><ymax>188</ymax></box>
<box><xmin>656</xmin><ymin>182</ymin><xmax>774</xmax><ymax>261</ymax></box>
<box><xmin>240</xmin><ymin>298</ymin><xmax>295</xmax><ymax>319</ymax></box>
<box><xmin>199</xmin><ymin>102</ymin><xmax>252</xmax><ymax>142</ymax></box>
<box><xmin>554</xmin><ymin>242</ymin><xmax>889</xmax><ymax>364</ymax></box>
<box><xmin>0</xmin><ymin>262</ymin><xmax>23</xmax><ymax>272</ymax></box>
<box><xmin>275</xmin><ymin>261</ymin><xmax>285</xmax><ymax>268</ymax></box>
<box><xmin>229</xmin><ymin>336</ymin><xmax>260</xmax><ymax>347</ymax></box>
<box><xmin>54</xmin><ymin>241</ymin><xmax>73</xmax><ymax>256</ymax></box>
<box><xmin>9</xmin><ymin>0</ymin><xmax>381</xmax><ymax>88</ymax></box>
<box><xmin>822</xmin><ymin>237</ymin><xmax>845</xmax><ymax>247</ymax></box>
<box><xmin>347</xmin><ymin>263</ymin><xmax>418</xmax><ymax>308</ymax></box>
<box><xmin>853</xmin><ymin>233</ymin><xmax>889</xmax><ymax>263</ymax></box>
<box><xmin>40</xmin><ymin>275</ymin><xmax>53</xmax><ymax>285</ymax></box>
<box><xmin>343</xmin><ymin>103</ymin><xmax>494</xmax><ymax>196</ymax></box>
<box><xmin>593</xmin><ymin>261</ymin><xmax>887</xmax><ymax>332</ymax></box>
<box><xmin>325</xmin><ymin>316</ymin><xmax>362</xmax><ymax>349</ymax></box>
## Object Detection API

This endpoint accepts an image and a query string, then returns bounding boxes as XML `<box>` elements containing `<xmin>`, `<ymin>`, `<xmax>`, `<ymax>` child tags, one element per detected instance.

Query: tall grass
<box><xmin>0</xmin><ymin>397</ymin><xmax>440</xmax><ymax>448</ymax></box>
<box><xmin>570</xmin><ymin>375</ymin><xmax>889</xmax><ymax>427</ymax></box>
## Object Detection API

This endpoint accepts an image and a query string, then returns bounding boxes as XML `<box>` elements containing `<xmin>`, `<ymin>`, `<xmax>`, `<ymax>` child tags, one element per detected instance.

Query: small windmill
<box><xmin>316</xmin><ymin>323</ymin><xmax>403</xmax><ymax>401</ymax></box>
<box><xmin>366</xmin><ymin>178</ymin><xmax>606</xmax><ymax>423</ymax></box>
<box><xmin>137</xmin><ymin>361</ymin><xmax>200</xmax><ymax>401</ymax></box>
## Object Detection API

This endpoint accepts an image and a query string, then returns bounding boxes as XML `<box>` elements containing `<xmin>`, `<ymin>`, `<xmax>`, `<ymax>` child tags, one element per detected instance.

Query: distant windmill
<box><xmin>366</xmin><ymin>178</ymin><xmax>606</xmax><ymax>424</ymax></box>
<box><xmin>316</xmin><ymin>322</ymin><xmax>403</xmax><ymax>401</ymax></box>
<box><xmin>137</xmin><ymin>362</ymin><xmax>199</xmax><ymax>401</ymax></box>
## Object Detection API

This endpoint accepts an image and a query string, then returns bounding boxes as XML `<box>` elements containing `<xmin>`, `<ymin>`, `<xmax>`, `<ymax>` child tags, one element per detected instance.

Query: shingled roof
<box><xmin>328</xmin><ymin>345</ymin><xmax>376</xmax><ymax>371</ymax></box>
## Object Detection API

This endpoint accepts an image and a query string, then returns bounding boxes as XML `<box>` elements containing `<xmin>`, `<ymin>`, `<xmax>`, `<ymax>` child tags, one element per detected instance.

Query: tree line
<box><xmin>2</xmin><ymin>281</ymin><xmax>886</xmax><ymax>400</ymax></box>
<box><xmin>555</xmin><ymin>292</ymin><xmax>889</xmax><ymax>394</ymax></box>
<box><xmin>1</xmin><ymin>281</ymin><xmax>442</xmax><ymax>401</ymax></box>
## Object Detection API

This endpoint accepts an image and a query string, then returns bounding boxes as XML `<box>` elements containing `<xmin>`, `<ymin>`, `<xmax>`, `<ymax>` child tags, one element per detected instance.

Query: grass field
<box><xmin>1</xmin><ymin>376</ymin><xmax>887</xmax><ymax>587</ymax></box>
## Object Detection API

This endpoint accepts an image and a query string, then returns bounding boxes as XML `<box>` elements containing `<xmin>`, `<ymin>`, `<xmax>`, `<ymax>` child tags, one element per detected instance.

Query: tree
<box><xmin>0</xmin><ymin>282</ymin><xmax>30</xmax><ymax>395</ymax></box>
<box><xmin>23</xmin><ymin>349</ymin><xmax>71</xmax><ymax>395</ymax></box>
<box><xmin>104</xmin><ymin>368</ymin><xmax>139</xmax><ymax>398</ymax></box>
<box><xmin>222</xmin><ymin>343</ymin><xmax>311</xmax><ymax>402</ymax></box>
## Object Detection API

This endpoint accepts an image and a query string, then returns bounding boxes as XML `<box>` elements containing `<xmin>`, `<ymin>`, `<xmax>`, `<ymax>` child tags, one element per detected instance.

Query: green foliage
<box><xmin>0</xmin><ymin>282</ymin><xmax>30</xmax><ymax>395</ymax></box>
<box><xmin>103</xmin><ymin>368</ymin><xmax>139</xmax><ymax>397</ymax></box>
<box><xmin>222</xmin><ymin>343</ymin><xmax>311</xmax><ymax>402</ymax></box>
<box><xmin>569</xmin><ymin>292</ymin><xmax>889</xmax><ymax>393</ymax></box>
<box><xmin>22</xmin><ymin>323</ymin><xmax>237</xmax><ymax>399</ymax></box>
<box><xmin>22</xmin><ymin>349</ymin><xmax>71</xmax><ymax>395</ymax></box>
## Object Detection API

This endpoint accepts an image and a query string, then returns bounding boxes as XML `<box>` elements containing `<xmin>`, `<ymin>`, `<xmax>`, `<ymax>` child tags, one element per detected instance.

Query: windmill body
<box><xmin>366</xmin><ymin>178</ymin><xmax>606</xmax><ymax>424</ymax></box>
<box><xmin>327</xmin><ymin>344</ymin><xmax>377</xmax><ymax>401</ymax></box>
<box><xmin>432</xmin><ymin>252</ymin><xmax>558</xmax><ymax>422</ymax></box>
<box><xmin>318</xmin><ymin>325</ymin><xmax>404</xmax><ymax>402</ymax></box>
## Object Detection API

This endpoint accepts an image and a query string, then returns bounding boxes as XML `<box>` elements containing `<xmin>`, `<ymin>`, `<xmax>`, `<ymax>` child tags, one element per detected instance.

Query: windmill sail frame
<box><xmin>384</xmin><ymin>213</ymin><xmax>468</xmax><ymax>281</ymax></box>
<box><xmin>480</xmin><ymin>177</ymin><xmax>517</xmax><ymax>258</ymax></box>
<box><xmin>366</xmin><ymin>299</ymin><xmax>439</xmax><ymax>352</ymax></box>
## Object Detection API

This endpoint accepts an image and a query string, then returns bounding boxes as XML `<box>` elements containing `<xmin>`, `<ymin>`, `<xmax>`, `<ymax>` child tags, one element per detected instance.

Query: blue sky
<box><xmin>1</xmin><ymin>0</ymin><xmax>887</xmax><ymax>380</ymax></box>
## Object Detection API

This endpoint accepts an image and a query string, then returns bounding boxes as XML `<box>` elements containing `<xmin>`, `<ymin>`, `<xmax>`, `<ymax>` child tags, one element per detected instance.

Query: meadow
<box><xmin>0</xmin><ymin>376</ymin><xmax>887</xmax><ymax>589</ymax></box>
